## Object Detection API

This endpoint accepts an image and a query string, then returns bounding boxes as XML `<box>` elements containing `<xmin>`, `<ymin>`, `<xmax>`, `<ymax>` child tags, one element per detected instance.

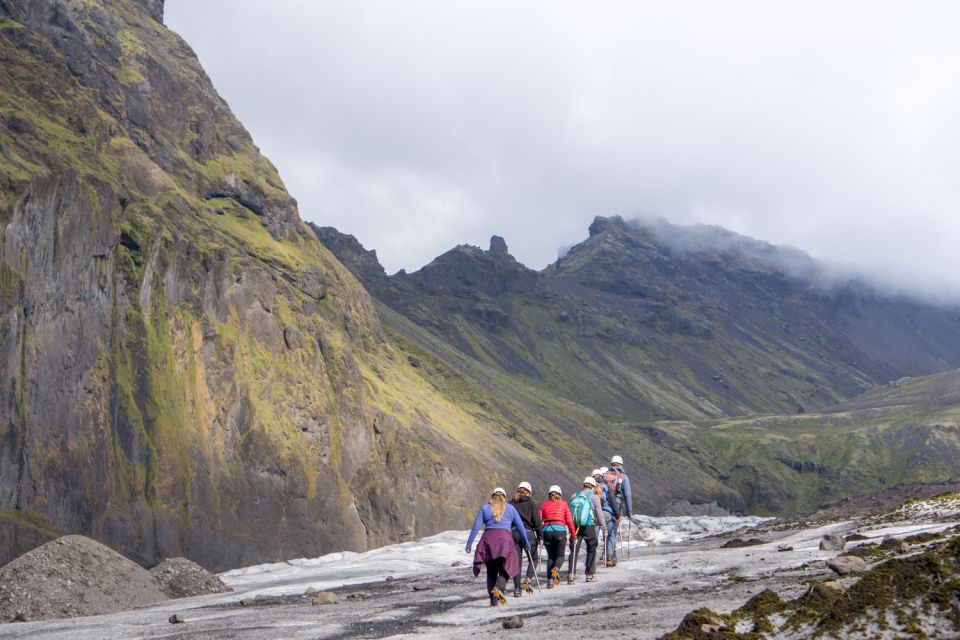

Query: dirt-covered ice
<box><xmin>0</xmin><ymin>512</ymin><xmax>956</xmax><ymax>639</ymax></box>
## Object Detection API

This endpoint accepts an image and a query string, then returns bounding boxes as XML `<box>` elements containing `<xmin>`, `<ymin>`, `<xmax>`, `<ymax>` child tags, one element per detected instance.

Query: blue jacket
<box><xmin>600</xmin><ymin>482</ymin><xmax>620</xmax><ymax>519</ymax></box>
<box><xmin>465</xmin><ymin>503</ymin><xmax>530</xmax><ymax>551</ymax></box>
<box><xmin>614</xmin><ymin>467</ymin><xmax>633</xmax><ymax>517</ymax></box>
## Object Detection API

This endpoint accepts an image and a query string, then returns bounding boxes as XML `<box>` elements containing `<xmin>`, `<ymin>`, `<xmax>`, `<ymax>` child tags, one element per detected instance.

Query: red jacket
<box><xmin>539</xmin><ymin>499</ymin><xmax>576</xmax><ymax>540</ymax></box>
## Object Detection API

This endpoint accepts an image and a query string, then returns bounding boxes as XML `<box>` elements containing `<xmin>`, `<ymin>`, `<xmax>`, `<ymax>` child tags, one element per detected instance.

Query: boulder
<box><xmin>827</xmin><ymin>556</ymin><xmax>867</xmax><ymax>575</ymax></box>
<box><xmin>311</xmin><ymin>592</ymin><xmax>338</xmax><ymax>605</ymax></box>
<box><xmin>168</xmin><ymin>613</ymin><xmax>185</xmax><ymax>624</ymax></box>
<box><xmin>502</xmin><ymin>616</ymin><xmax>524</xmax><ymax>629</ymax></box>
<box><xmin>820</xmin><ymin>534</ymin><xmax>846</xmax><ymax>551</ymax></box>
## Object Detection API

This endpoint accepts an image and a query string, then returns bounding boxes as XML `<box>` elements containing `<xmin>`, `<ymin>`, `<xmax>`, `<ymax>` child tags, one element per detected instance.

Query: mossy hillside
<box><xmin>648</xmin><ymin>382</ymin><xmax>960</xmax><ymax>515</ymax></box>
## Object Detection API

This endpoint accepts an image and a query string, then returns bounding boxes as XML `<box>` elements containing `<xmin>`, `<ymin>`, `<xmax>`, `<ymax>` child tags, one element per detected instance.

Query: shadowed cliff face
<box><xmin>0</xmin><ymin>0</ymin><xmax>542</xmax><ymax>570</ymax></box>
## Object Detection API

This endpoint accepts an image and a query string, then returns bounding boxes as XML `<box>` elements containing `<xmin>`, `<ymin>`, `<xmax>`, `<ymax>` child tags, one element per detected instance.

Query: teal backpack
<box><xmin>570</xmin><ymin>491</ymin><xmax>594</xmax><ymax>527</ymax></box>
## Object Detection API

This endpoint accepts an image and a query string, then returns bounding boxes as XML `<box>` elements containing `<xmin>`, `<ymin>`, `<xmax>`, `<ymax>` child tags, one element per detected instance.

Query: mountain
<box><xmin>315</xmin><ymin>218</ymin><xmax>960</xmax><ymax>515</ymax></box>
<box><xmin>0</xmin><ymin>0</ymin><xmax>559</xmax><ymax>570</ymax></box>
<box><xmin>316</xmin><ymin>216</ymin><xmax>960</xmax><ymax>422</ymax></box>
<box><xmin>4</xmin><ymin>0</ymin><xmax>960</xmax><ymax>574</ymax></box>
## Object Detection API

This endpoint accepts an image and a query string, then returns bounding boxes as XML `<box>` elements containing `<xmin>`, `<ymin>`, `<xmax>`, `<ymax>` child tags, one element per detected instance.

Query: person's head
<box><xmin>548</xmin><ymin>484</ymin><xmax>562</xmax><ymax>501</ymax></box>
<box><xmin>491</xmin><ymin>487</ymin><xmax>507</xmax><ymax>522</ymax></box>
<box><xmin>610</xmin><ymin>455</ymin><xmax>624</xmax><ymax>468</ymax></box>
<box><xmin>514</xmin><ymin>481</ymin><xmax>532</xmax><ymax>501</ymax></box>
<box><xmin>582</xmin><ymin>476</ymin><xmax>597</xmax><ymax>493</ymax></box>
<box><xmin>591</xmin><ymin>468</ymin><xmax>603</xmax><ymax>481</ymax></box>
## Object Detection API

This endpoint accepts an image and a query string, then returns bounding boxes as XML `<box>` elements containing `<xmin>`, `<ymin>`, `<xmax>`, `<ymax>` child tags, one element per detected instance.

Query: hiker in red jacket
<box><xmin>538</xmin><ymin>485</ymin><xmax>576</xmax><ymax>588</ymax></box>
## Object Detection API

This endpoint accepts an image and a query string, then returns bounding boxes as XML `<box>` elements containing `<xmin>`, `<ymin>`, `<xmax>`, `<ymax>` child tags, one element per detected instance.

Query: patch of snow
<box><xmin>626</xmin><ymin>515</ymin><xmax>773</xmax><ymax>546</ymax></box>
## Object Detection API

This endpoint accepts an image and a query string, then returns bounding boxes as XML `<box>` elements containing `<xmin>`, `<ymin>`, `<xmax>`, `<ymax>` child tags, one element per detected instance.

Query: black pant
<box><xmin>567</xmin><ymin>525</ymin><xmax>598</xmax><ymax>576</ymax></box>
<box><xmin>512</xmin><ymin>528</ymin><xmax>538</xmax><ymax>587</ymax></box>
<box><xmin>484</xmin><ymin>559</ymin><xmax>509</xmax><ymax>594</ymax></box>
<box><xmin>543</xmin><ymin>530</ymin><xmax>567</xmax><ymax>576</ymax></box>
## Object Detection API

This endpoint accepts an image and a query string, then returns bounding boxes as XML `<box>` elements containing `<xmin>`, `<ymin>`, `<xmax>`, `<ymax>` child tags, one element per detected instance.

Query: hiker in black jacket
<box><xmin>510</xmin><ymin>481</ymin><xmax>542</xmax><ymax>596</ymax></box>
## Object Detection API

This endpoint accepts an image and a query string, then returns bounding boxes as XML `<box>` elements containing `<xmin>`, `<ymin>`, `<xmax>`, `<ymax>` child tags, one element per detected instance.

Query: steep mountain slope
<box><xmin>316</xmin><ymin>216</ymin><xmax>960</xmax><ymax>423</ymax></box>
<box><xmin>0</xmin><ymin>0</ymin><xmax>553</xmax><ymax>570</ymax></box>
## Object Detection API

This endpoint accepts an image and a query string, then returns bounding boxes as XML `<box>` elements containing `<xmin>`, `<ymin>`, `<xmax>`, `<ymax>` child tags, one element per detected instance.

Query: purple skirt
<box><xmin>472</xmin><ymin>529</ymin><xmax>520</xmax><ymax>577</ymax></box>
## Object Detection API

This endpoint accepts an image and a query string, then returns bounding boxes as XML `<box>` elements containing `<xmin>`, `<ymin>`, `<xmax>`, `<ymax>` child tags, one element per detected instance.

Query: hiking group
<box><xmin>465</xmin><ymin>455</ymin><xmax>634</xmax><ymax>606</ymax></box>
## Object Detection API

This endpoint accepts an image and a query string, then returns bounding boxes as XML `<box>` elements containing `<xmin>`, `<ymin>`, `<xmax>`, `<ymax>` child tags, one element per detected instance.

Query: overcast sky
<box><xmin>166</xmin><ymin>2</ymin><xmax>960</xmax><ymax>300</ymax></box>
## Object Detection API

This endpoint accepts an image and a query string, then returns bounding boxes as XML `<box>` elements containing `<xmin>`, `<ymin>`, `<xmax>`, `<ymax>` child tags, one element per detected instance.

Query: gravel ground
<box><xmin>0</xmin><ymin>536</ymin><xmax>167</xmax><ymax>623</ymax></box>
<box><xmin>0</xmin><ymin>518</ymin><xmax>955</xmax><ymax>639</ymax></box>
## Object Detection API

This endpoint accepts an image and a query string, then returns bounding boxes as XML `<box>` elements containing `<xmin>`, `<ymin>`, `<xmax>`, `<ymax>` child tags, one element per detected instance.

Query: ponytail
<box><xmin>491</xmin><ymin>493</ymin><xmax>506</xmax><ymax>523</ymax></box>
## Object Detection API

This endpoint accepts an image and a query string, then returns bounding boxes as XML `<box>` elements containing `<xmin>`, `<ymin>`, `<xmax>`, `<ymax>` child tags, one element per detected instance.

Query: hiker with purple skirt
<box><xmin>466</xmin><ymin>487</ymin><xmax>532</xmax><ymax>606</ymax></box>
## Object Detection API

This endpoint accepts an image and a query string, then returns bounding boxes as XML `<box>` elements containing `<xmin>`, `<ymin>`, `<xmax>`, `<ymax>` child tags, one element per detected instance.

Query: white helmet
<box><xmin>599</xmin><ymin>466</ymin><xmax>609</xmax><ymax>474</ymax></box>
<box><xmin>591</xmin><ymin>468</ymin><xmax>603</xmax><ymax>477</ymax></box>
<box><xmin>517</xmin><ymin>481</ymin><xmax>532</xmax><ymax>492</ymax></box>
<box><xmin>492</xmin><ymin>487</ymin><xmax>507</xmax><ymax>498</ymax></box>
<box><xmin>583</xmin><ymin>476</ymin><xmax>597</xmax><ymax>487</ymax></box>
<box><xmin>548</xmin><ymin>484</ymin><xmax>562</xmax><ymax>496</ymax></box>
<box><xmin>611</xmin><ymin>455</ymin><xmax>624</xmax><ymax>466</ymax></box>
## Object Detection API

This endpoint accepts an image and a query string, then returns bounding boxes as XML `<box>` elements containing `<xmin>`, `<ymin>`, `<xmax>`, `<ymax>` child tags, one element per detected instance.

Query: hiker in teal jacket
<box><xmin>566</xmin><ymin>476</ymin><xmax>604</xmax><ymax>583</ymax></box>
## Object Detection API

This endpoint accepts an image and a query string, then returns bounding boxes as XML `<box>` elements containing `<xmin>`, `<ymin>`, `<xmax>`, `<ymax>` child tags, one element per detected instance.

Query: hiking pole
<box><xmin>627</xmin><ymin>519</ymin><xmax>632</xmax><ymax>559</ymax></box>
<box><xmin>570</xmin><ymin>537</ymin><xmax>582</xmax><ymax>582</ymax></box>
<box><xmin>525</xmin><ymin>547</ymin><xmax>542</xmax><ymax>593</ymax></box>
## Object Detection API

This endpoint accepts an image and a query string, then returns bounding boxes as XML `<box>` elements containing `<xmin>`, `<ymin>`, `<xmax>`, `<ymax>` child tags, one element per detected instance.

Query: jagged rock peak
<box><xmin>588</xmin><ymin>215</ymin><xmax>628</xmax><ymax>237</ymax></box>
<box><xmin>142</xmin><ymin>0</ymin><xmax>165</xmax><ymax>23</ymax></box>
<box><xmin>489</xmin><ymin>235</ymin><xmax>509</xmax><ymax>255</ymax></box>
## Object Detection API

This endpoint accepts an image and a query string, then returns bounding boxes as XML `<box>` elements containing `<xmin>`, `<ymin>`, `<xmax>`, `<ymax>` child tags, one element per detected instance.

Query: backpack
<box><xmin>569</xmin><ymin>491</ymin><xmax>594</xmax><ymax>527</ymax></box>
<box><xmin>603</xmin><ymin>471</ymin><xmax>620</xmax><ymax>501</ymax></box>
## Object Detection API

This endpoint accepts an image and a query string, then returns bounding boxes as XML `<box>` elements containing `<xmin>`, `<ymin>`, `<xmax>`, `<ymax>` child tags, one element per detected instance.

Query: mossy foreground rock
<box><xmin>660</xmin><ymin>535</ymin><xmax>960</xmax><ymax>639</ymax></box>
<box><xmin>0</xmin><ymin>535</ymin><xmax>167</xmax><ymax>622</ymax></box>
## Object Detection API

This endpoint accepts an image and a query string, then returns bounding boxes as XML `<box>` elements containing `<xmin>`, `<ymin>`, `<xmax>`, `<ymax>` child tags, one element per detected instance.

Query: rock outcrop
<box><xmin>0</xmin><ymin>0</ymin><xmax>523</xmax><ymax>571</ymax></box>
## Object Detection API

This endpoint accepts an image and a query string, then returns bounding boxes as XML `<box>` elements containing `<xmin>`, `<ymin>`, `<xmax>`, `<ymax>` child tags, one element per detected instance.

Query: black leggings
<box><xmin>567</xmin><ymin>525</ymin><xmax>598</xmax><ymax>576</ymax></box>
<box><xmin>484</xmin><ymin>558</ymin><xmax>509</xmax><ymax>594</ymax></box>
<box><xmin>542</xmin><ymin>530</ymin><xmax>567</xmax><ymax>575</ymax></box>
<box><xmin>513</xmin><ymin>528</ymin><xmax>538</xmax><ymax>587</ymax></box>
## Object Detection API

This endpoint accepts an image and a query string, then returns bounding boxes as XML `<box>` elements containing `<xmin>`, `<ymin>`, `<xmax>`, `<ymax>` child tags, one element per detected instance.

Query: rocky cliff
<box><xmin>0</xmin><ymin>0</ymin><xmax>546</xmax><ymax>570</ymax></box>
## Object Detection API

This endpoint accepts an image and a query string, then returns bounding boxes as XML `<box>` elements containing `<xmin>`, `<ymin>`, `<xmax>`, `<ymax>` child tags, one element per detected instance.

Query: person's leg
<box><xmin>584</xmin><ymin>526</ymin><xmax>598</xmax><ymax>575</ymax></box>
<box><xmin>496</xmin><ymin>558</ymin><xmax>510</xmax><ymax>593</ymax></box>
<box><xmin>609</xmin><ymin>519</ymin><xmax>619</xmax><ymax>563</ymax></box>
<box><xmin>485</xmin><ymin>560</ymin><xmax>498</xmax><ymax>594</ymax></box>
<box><xmin>525</xmin><ymin>529</ymin><xmax>537</xmax><ymax>580</ymax></box>
<box><xmin>512</xmin><ymin>530</ymin><xmax>523</xmax><ymax>590</ymax></box>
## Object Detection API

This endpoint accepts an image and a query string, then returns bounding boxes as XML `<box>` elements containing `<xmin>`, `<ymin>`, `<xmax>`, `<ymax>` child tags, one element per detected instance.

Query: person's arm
<box><xmin>465</xmin><ymin>506</ymin><xmax>485</xmax><ymax>551</ymax></box>
<box><xmin>622</xmin><ymin>475</ymin><xmax>633</xmax><ymax>518</ymax></box>
<box><xmin>591</xmin><ymin>493</ymin><xmax>603</xmax><ymax>528</ymax></box>
<box><xmin>512</xmin><ymin>508</ymin><xmax>530</xmax><ymax>548</ymax></box>
<box><xmin>563</xmin><ymin>503</ymin><xmax>576</xmax><ymax>540</ymax></box>
<box><xmin>532</xmin><ymin>502</ymin><xmax>543</xmax><ymax>539</ymax></box>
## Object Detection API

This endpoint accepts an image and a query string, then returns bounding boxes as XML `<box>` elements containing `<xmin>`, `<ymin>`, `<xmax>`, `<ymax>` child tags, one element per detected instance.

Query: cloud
<box><xmin>166</xmin><ymin>1</ymin><xmax>960</xmax><ymax>301</ymax></box>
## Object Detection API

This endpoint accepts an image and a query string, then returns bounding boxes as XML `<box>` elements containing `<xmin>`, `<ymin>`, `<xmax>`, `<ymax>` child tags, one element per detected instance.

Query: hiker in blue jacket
<box><xmin>610</xmin><ymin>455</ymin><xmax>633</xmax><ymax>519</ymax></box>
<box><xmin>594</xmin><ymin>467</ymin><xmax>620</xmax><ymax>566</ymax></box>
<box><xmin>466</xmin><ymin>487</ymin><xmax>531</xmax><ymax>606</ymax></box>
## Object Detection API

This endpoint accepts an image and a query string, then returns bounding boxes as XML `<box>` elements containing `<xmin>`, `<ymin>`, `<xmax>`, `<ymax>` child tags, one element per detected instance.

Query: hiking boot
<box><xmin>566</xmin><ymin>576</ymin><xmax>575</xmax><ymax>585</ymax></box>
<box><xmin>513</xmin><ymin>588</ymin><xmax>522</xmax><ymax>598</ymax></box>
<box><xmin>546</xmin><ymin>581</ymin><xmax>554</xmax><ymax>589</ymax></box>
<box><xmin>586</xmin><ymin>574</ymin><xmax>597</xmax><ymax>583</ymax></box>
<box><xmin>550</xmin><ymin>569</ymin><xmax>560</xmax><ymax>586</ymax></box>
<box><xmin>522</xmin><ymin>582</ymin><xmax>534</xmax><ymax>594</ymax></box>
<box><xmin>490</xmin><ymin>588</ymin><xmax>506</xmax><ymax>605</ymax></box>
